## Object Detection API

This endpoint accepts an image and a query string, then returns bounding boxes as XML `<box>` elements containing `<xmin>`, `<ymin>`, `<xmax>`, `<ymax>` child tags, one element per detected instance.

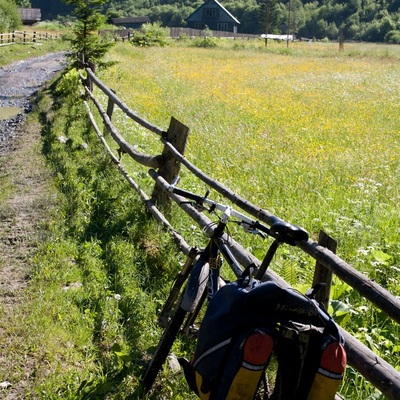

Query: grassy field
<box><xmin>100</xmin><ymin>39</ymin><xmax>400</xmax><ymax>288</ymax></box>
<box><xmin>1</xmin><ymin>38</ymin><xmax>399</xmax><ymax>399</ymax></box>
<box><xmin>97</xmin><ymin>39</ymin><xmax>400</xmax><ymax>397</ymax></box>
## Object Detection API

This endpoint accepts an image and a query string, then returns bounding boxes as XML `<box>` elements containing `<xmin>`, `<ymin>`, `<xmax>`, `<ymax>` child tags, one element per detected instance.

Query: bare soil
<box><xmin>0</xmin><ymin>52</ymin><xmax>66</xmax><ymax>399</ymax></box>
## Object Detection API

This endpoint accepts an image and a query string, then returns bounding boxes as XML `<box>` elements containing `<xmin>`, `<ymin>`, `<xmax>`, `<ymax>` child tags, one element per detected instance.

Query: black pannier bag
<box><xmin>180</xmin><ymin>272</ymin><xmax>346</xmax><ymax>400</ymax></box>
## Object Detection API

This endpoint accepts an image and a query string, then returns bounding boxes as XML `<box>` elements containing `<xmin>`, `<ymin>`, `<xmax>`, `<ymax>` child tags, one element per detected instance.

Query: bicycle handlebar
<box><xmin>169</xmin><ymin>185</ymin><xmax>309</xmax><ymax>245</ymax></box>
<box><xmin>171</xmin><ymin>186</ymin><xmax>257</xmax><ymax>224</ymax></box>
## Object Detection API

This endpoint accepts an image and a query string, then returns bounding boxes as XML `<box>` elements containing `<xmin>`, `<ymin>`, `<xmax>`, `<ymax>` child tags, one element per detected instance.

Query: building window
<box><xmin>204</xmin><ymin>8</ymin><xmax>218</xmax><ymax>18</ymax></box>
<box><xmin>195</xmin><ymin>23</ymin><xmax>205</xmax><ymax>30</ymax></box>
<box><xmin>217</xmin><ymin>23</ymin><xmax>229</xmax><ymax>31</ymax></box>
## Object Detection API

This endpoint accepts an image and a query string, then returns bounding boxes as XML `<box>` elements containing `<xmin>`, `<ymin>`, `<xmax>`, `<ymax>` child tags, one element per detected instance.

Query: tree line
<box><xmin>3</xmin><ymin>0</ymin><xmax>400</xmax><ymax>43</ymax></box>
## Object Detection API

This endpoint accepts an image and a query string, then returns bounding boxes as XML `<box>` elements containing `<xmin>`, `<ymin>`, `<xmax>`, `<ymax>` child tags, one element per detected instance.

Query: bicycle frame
<box><xmin>178</xmin><ymin>209</ymin><xmax>250</xmax><ymax>334</ymax></box>
<box><xmin>157</xmin><ymin>206</ymin><xmax>246</xmax><ymax>328</ymax></box>
<box><xmin>143</xmin><ymin>185</ymin><xmax>309</xmax><ymax>392</ymax></box>
<box><xmin>158</xmin><ymin>190</ymin><xmax>264</xmax><ymax>328</ymax></box>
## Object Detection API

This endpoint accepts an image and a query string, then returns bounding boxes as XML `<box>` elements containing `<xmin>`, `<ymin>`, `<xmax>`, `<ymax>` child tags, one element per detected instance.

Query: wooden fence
<box><xmin>99</xmin><ymin>27</ymin><xmax>260</xmax><ymax>41</ymax></box>
<box><xmin>169</xmin><ymin>27</ymin><xmax>260</xmax><ymax>39</ymax></box>
<box><xmin>77</xmin><ymin>58</ymin><xmax>400</xmax><ymax>399</ymax></box>
<box><xmin>99</xmin><ymin>29</ymin><xmax>134</xmax><ymax>41</ymax></box>
<box><xmin>0</xmin><ymin>30</ymin><xmax>60</xmax><ymax>46</ymax></box>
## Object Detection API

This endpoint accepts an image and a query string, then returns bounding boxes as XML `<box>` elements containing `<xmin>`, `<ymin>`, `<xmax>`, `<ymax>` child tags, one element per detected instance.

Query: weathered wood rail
<box><xmin>169</xmin><ymin>27</ymin><xmax>260</xmax><ymax>39</ymax></box>
<box><xmin>77</xmin><ymin>59</ymin><xmax>400</xmax><ymax>399</ymax></box>
<box><xmin>99</xmin><ymin>27</ymin><xmax>260</xmax><ymax>41</ymax></box>
<box><xmin>0</xmin><ymin>30</ymin><xmax>60</xmax><ymax>46</ymax></box>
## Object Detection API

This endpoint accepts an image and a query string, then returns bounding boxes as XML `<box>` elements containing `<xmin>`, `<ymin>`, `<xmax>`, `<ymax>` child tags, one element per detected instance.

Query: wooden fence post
<box><xmin>85</xmin><ymin>61</ymin><xmax>96</xmax><ymax>95</ymax></box>
<box><xmin>77</xmin><ymin>52</ymin><xmax>84</xmax><ymax>68</ymax></box>
<box><xmin>339</xmin><ymin>30</ymin><xmax>344</xmax><ymax>51</ymax></box>
<box><xmin>103</xmin><ymin>92</ymin><xmax>115</xmax><ymax>137</ymax></box>
<box><xmin>151</xmin><ymin>117</ymin><xmax>189</xmax><ymax>211</ymax></box>
<box><xmin>312</xmin><ymin>230</ymin><xmax>337</xmax><ymax>309</ymax></box>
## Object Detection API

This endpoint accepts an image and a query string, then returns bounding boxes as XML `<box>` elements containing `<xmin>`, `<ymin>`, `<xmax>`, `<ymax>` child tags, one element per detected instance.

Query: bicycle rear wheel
<box><xmin>143</xmin><ymin>258</ymin><xmax>209</xmax><ymax>391</ymax></box>
<box><xmin>142</xmin><ymin>306</ymin><xmax>187</xmax><ymax>391</ymax></box>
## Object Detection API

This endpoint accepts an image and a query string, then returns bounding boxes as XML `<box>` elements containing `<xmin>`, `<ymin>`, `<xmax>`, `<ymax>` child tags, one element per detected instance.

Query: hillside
<box><xmin>30</xmin><ymin>0</ymin><xmax>73</xmax><ymax>19</ymax></box>
<box><xmin>30</xmin><ymin>0</ymin><xmax>400</xmax><ymax>42</ymax></box>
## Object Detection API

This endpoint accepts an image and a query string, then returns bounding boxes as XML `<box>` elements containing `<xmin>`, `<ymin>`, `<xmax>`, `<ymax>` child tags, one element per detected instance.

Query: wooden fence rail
<box><xmin>169</xmin><ymin>27</ymin><xmax>260</xmax><ymax>39</ymax></box>
<box><xmin>78</xmin><ymin>61</ymin><xmax>400</xmax><ymax>399</ymax></box>
<box><xmin>0</xmin><ymin>30</ymin><xmax>60</xmax><ymax>46</ymax></box>
<box><xmin>99</xmin><ymin>27</ymin><xmax>260</xmax><ymax>41</ymax></box>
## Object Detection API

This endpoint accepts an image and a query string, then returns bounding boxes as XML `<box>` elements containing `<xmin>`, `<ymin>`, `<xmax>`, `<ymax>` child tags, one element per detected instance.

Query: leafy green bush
<box><xmin>192</xmin><ymin>36</ymin><xmax>218</xmax><ymax>48</ymax></box>
<box><xmin>130</xmin><ymin>22</ymin><xmax>168</xmax><ymax>47</ymax></box>
<box><xmin>35</xmin><ymin>20</ymin><xmax>71</xmax><ymax>31</ymax></box>
<box><xmin>0</xmin><ymin>0</ymin><xmax>21</xmax><ymax>32</ymax></box>
<box><xmin>385</xmin><ymin>30</ymin><xmax>400</xmax><ymax>44</ymax></box>
<box><xmin>55</xmin><ymin>69</ymin><xmax>81</xmax><ymax>96</ymax></box>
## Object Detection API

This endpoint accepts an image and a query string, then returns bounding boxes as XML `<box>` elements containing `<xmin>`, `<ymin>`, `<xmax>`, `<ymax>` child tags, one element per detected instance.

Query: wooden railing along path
<box><xmin>0</xmin><ymin>30</ymin><xmax>60</xmax><ymax>46</ymax></box>
<box><xmin>77</xmin><ymin>59</ymin><xmax>400</xmax><ymax>399</ymax></box>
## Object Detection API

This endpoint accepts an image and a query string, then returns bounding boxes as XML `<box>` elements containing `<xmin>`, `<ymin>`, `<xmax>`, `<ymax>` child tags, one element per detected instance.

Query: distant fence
<box><xmin>76</xmin><ymin>54</ymin><xmax>400</xmax><ymax>399</ymax></box>
<box><xmin>169</xmin><ymin>27</ymin><xmax>260</xmax><ymax>39</ymax></box>
<box><xmin>100</xmin><ymin>27</ymin><xmax>310</xmax><ymax>42</ymax></box>
<box><xmin>0</xmin><ymin>30</ymin><xmax>60</xmax><ymax>46</ymax></box>
<box><xmin>100</xmin><ymin>27</ymin><xmax>261</xmax><ymax>41</ymax></box>
<box><xmin>99</xmin><ymin>29</ymin><xmax>134</xmax><ymax>41</ymax></box>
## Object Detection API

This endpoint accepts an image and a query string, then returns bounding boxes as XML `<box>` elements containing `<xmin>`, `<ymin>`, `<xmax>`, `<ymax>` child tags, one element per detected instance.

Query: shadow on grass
<box><xmin>38</xmin><ymin>83</ymin><xmax>177</xmax><ymax>399</ymax></box>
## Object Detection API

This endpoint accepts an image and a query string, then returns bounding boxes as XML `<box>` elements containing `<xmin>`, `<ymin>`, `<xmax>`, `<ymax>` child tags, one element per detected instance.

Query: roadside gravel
<box><xmin>0</xmin><ymin>51</ymin><xmax>66</xmax><ymax>155</ymax></box>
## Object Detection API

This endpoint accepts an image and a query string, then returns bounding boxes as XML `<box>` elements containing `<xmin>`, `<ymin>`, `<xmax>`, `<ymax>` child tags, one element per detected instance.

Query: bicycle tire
<box><xmin>142</xmin><ymin>306</ymin><xmax>187</xmax><ymax>391</ymax></box>
<box><xmin>180</xmin><ymin>259</ymin><xmax>209</xmax><ymax>313</ymax></box>
<box><xmin>143</xmin><ymin>259</ymin><xmax>209</xmax><ymax>391</ymax></box>
<box><xmin>158</xmin><ymin>273</ymin><xmax>188</xmax><ymax>327</ymax></box>
<box><xmin>158</xmin><ymin>254</ymin><xmax>198</xmax><ymax>327</ymax></box>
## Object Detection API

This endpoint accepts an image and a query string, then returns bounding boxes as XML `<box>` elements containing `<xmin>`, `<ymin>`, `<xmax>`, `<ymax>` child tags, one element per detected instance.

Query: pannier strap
<box><xmin>193</xmin><ymin>338</ymin><xmax>232</xmax><ymax>369</ymax></box>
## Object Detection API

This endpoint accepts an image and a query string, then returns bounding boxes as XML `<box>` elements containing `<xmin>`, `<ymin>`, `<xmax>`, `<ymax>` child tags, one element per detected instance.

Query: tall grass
<box><xmin>100</xmin><ymin>40</ymin><xmax>400</xmax><ymax>284</ymax></box>
<box><xmin>34</xmin><ymin>74</ymin><xmax>197</xmax><ymax>399</ymax></box>
<box><xmin>94</xmin><ymin>39</ymin><xmax>400</xmax><ymax>398</ymax></box>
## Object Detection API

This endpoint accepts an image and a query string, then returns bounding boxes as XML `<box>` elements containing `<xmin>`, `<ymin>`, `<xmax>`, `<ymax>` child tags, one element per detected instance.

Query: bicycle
<box><xmin>142</xmin><ymin>184</ymin><xmax>310</xmax><ymax>392</ymax></box>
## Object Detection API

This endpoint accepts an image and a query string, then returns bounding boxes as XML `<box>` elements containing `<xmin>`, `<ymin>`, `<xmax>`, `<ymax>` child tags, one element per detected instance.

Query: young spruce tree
<box><xmin>63</xmin><ymin>0</ymin><xmax>113</xmax><ymax>68</ymax></box>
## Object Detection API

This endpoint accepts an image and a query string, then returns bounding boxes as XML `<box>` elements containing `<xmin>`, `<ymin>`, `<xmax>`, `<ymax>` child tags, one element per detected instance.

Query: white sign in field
<box><xmin>261</xmin><ymin>34</ymin><xmax>294</xmax><ymax>41</ymax></box>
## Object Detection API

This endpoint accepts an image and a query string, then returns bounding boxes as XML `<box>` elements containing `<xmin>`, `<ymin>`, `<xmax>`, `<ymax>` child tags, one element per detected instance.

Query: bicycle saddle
<box><xmin>269</xmin><ymin>219</ymin><xmax>309</xmax><ymax>245</ymax></box>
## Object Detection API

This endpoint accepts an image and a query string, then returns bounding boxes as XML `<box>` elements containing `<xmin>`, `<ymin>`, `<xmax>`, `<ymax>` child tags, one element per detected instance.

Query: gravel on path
<box><xmin>0</xmin><ymin>52</ymin><xmax>67</xmax><ymax>155</ymax></box>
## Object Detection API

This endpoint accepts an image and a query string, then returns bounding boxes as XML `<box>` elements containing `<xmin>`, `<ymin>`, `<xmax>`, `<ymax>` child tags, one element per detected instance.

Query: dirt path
<box><xmin>0</xmin><ymin>53</ymin><xmax>66</xmax><ymax>399</ymax></box>
<box><xmin>0</xmin><ymin>52</ymin><xmax>66</xmax><ymax>155</ymax></box>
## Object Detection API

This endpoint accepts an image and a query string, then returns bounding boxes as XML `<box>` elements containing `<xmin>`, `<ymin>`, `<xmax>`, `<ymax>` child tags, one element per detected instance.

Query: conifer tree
<box><xmin>63</xmin><ymin>0</ymin><xmax>113</xmax><ymax>68</ymax></box>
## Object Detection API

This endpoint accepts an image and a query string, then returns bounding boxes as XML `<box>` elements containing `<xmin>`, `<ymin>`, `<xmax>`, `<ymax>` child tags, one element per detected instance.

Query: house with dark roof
<box><xmin>18</xmin><ymin>8</ymin><xmax>41</xmax><ymax>25</ymax></box>
<box><xmin>111</xmin><ymin>16</ymin><xmax>151</xmax><ymax>30</ymax></box>
<box><xmin>186</xmin><ymin>0</ymin><xmax>240</xmax><ymax>33</ymax></box>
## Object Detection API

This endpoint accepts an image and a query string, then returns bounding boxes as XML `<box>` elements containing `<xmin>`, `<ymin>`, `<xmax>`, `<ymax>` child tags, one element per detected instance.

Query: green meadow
<box><xmin>100</xmin><ymin>40</ymin><xmax>400</xmax><ymax>289</ymax></box>
<box><xmin>95</xmin><ymin>39</ymin><xmax>400</xmax><ymax>397</ymax></box>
